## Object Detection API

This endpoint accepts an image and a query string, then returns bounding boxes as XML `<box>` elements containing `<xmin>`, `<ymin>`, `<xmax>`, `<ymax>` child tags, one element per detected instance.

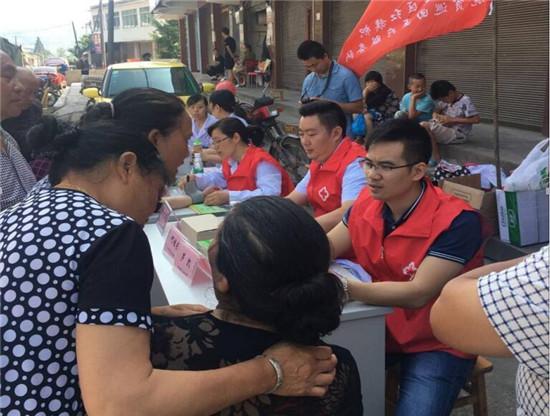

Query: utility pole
<box><xmin>107</xmin><ymin>0</ymin><xmax>115</xmax><ymax>65</ymax></box>
<box><xmin>98</xmin><ymin>0</ymin><xmax>106</xmax><ymax>68</ymax></box>
<box><xmin>72</xmin><ymin>21</ymin><xmax>81</xmax><ymax>58</ymax></box>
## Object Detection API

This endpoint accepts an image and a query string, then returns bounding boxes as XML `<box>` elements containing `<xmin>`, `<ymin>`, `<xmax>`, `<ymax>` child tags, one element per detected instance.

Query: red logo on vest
<box><xmin>318</xmin><ymin>186</ymin><xmax>330</xmax><ymax>202</ymax></box>
<box><xmin>402</xmin><ymin>261</ymin><xmax>417</xmax><ymax>280</ymax></box>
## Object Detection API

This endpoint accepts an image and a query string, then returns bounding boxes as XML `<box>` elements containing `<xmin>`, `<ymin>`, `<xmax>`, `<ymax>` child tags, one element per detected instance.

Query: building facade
<box><xmin>152</xmin><ymin>0</ymin><xmax>548</xmax><ymax>132</ymax></box>
<box><xmin>90</xmin><ymin>0</ymin><xmax>156</xmax><ymax>66</ymax></box>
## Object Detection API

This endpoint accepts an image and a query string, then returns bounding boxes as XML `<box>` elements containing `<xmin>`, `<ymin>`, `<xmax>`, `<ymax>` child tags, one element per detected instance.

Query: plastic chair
<box><xmin>247</xmin><ymin>59</ymin><xmax>271</xmax><ymax>87</ymax></box>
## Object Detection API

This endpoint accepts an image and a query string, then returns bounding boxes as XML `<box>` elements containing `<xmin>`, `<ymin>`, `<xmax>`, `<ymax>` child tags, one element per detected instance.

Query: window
<box><xmin>105</xmin><ymin>67</ymin><xmax>200</xmax><ymax>98</ymax></box>
<box><xmin>121</xmin><ymin>9</ymin><xmax>138</xmax><ymax>28</ymax></box>
<box><xmin>104</xmin><ymin>12</ymin><xmax>120</xmax><ymax>29</ymax></box>
<box><xmin>93</xmin><ymin>14</ymin><xmax>101</xmax><ymax>31</ymax></box>
<box><xmin>140</xmin><ymin>7</ymin><xmax>151</xmax><ymax>26</ymax></box>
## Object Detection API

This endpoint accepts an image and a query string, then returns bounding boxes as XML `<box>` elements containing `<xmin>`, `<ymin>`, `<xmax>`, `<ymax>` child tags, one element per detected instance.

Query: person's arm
<box><xmin>346</xmin><ymin>211</ymin><xmax>483</xmax><ymax>308</ymax></box>
<box><xmin>317</xmin><ymin>201</ymin><xmax>354</xmax><ymax>233</ymax></box>
<box><xmin>333</xmin><ymin>99</ymin><xmax>364</xmax><ymax>115</ymax></box>
<box><xmin>440</xmin><ymin>114</ymin><xmax>481</xmax><ymax>125</ymax></box>
<box><xmin>194</xmin><ymin>169</ymin><xmax>227</xmax><ymax>191</ymax></box>
<box><xmin>226</xmin><ymin>162</ymin><xmax>283</xmax><ymax>202</ymax></box>
<box><xmin>286</xmin><ymin>170</ymin><xmax>310</xmax><ymax>207</ymax></box>
<box><xmin>430</xmin><ymin>257</ymin><xmax>527</xmax><ymax>357</ymax></box>
<box><xmin>202</xmin><ymin>148</ymin><xmax>222</xmax><ymax>164</ymax></box>
<box><xmin>327</xmin><ymin>219</ymin><xmax>353</xmax><ymax>260</ymax></box>
<box><xmin>78</xmin><ymin>325</ymin><xmax>337</xmax><ymax>416</ymax></box>
<box><xmin>317</xmin><ymin>160</ymin><xmax>366</xmax><ymax>233</ymax></box>
<box><xmin>408</xmin><ymin>93</ymin><xmax>423</xmax><ymax>120</ymax></box>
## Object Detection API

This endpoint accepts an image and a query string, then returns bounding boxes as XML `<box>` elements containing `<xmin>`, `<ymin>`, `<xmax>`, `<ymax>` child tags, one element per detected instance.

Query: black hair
<box><xmin>80</xmin><ymin>87</ymin><xmax>186</xmax><ymax>136</ymax></box>
<box><xmin>216</xmin><ymin>196</ymin><xmax>344</xmax><ymax>345</ymax></box>
<box><xmin>364</xmin><ymin>71</ymin><xmax>393</xmax><ymax>109</ymax></box>
<box><xmin>207</xmin><ymin>117</ymin><xmax>263</xmax><ymax>147</ymax></box>
<box><xmin>430</xmin><ymin>80</ymin><xmax>456</xmax><ymax>101</ymax></box>
<box><xmin>364</xmin><ymin>70</ymin><xmax>383</xmax><ymax>84</ymax></box>
<box><xmin>408</xmin><ymin>73</ymin><xmax>426</xmax><ymax>82</ymax></box>
<box><xmin>26</xmin><ymin>115</ymin><xmax>74</xmax><ymax>158</ymax></box>
<box><xmin>299</xmin><ymin>100</ymin><xmax>347</xmax><ymax>136</ymax></box>
<box><xmin>209</xmin><ymin>89</ymin><xmax>236</xmax><ymax>113</ymax></box>
<box><xmin>367</xmin><ymin>119</ymin><xmax>432</xmax><ymax>164</ymax></box>
<box><xmin>47</xmin><ymin>120</ymin><xmax>167</xmax><ymax>187</ymax></box>
<box><xmin>187</xmin><ymin>93</ymin><xmax>208</xmax><ymax>107</ymax></box>
<box><xmin>221</xmin><ymin>27</ymin><xmax>230</xmax><ymax>35</ymax></box>
<box><xmin>297</xmin><ymin>40</ymin><xmax>327</xmax><ymax>60</ymax></box>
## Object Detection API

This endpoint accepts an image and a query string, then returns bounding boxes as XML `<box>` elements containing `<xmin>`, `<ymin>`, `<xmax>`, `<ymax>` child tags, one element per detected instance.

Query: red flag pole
<box><xmin>493</xmin><ymin>1</ymin><xmax>502</xmax><ymax>189</ymax></box>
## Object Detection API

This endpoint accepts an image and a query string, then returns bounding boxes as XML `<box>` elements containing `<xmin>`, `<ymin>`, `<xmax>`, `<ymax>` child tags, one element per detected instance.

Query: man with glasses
<box><xmin>286</xmin><ymin>101</ymin><xmax>366</xmax><ymax>233</ymax></box>
<box><xmin>328</xmin><ymin>119</ymin><xmax>484</xmax><ymax>416</ymax></box>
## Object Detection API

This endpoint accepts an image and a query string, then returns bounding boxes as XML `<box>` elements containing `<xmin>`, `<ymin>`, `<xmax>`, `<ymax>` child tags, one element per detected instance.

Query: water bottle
<box><xmin>192</xmin><ymin>138</ymin><xmax>204</xmax><ymax>174</ymax></box>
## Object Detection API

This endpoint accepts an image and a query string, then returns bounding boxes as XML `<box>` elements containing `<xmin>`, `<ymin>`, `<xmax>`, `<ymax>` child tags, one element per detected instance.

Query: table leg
<box><xmin>325</xmin><ymin>316</ymin><xmax>387</xmax><ymax>416</ymax></box>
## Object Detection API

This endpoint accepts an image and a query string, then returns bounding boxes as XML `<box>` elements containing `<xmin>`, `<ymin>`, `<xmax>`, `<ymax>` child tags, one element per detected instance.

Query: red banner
<box><xmin>338</xmin><ymin>0</ymin><xmax>492</xmax><ymax>76</ymax></box>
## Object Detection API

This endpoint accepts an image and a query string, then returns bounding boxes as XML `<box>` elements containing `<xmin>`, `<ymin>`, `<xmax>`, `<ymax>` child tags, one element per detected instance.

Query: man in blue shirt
<box><xmin>297</xmin><ymin>41</ymin><xmax>363</xmax><ymax>137</ymax></box>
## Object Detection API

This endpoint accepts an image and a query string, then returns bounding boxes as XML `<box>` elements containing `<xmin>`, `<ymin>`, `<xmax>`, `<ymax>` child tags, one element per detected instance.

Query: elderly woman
<box><xmin>0</xmin><ymin>115</ymin><xmax>337</xmax><ymax>414</ymax></box>
<box><xmin>152</xmin><ymin>196</ymin><xmax>363</xmax><ymax>415</ymax></box>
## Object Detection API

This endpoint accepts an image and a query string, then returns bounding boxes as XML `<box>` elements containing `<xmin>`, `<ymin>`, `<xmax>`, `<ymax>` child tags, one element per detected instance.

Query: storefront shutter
<box><xmin>278</xmin><ymin>1</ymin><xmax>309</xmax><ymax>90</ymax></box>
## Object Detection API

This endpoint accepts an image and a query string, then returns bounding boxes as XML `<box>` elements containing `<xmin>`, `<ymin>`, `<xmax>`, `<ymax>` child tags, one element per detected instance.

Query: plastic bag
<box><xmin>504</xmin><ymin>138</ymin><xmax>549</xmax><ymax>191</ymax></box>
<box><xmin>465</xmin><ymin>164</ymin><xmax>507</xmax><ymax>189</ymax></box>
<box><xmin>351</xmin><ymin>114</ymin><xmax>366</xmax><ymax>137</ymax></box>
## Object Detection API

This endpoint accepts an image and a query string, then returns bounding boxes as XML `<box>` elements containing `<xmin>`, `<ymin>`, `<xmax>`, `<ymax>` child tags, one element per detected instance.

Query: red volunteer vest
<box><xmin>221</xmin><ymin>146</ymin><xmax>294</xmax><ymax>196</ymax></box>
<box><xmin>347</xmin><ymin>179</ymin><xmax>484</xmax><ymax>358</ymax></box>
<box><xmin>307</xmin><ymin>138</ymin><xmax>365</xmax><ymax>217</ymax></box>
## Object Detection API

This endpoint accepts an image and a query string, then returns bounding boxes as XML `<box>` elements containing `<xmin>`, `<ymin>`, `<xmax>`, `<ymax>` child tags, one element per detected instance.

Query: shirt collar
<box><xmin>315</xmin><ymin>60</ymin><xmax>338</xmax><ymax>80</ymax></box>
<box><xmin>382</xmin><ymin>180</ymin><xmax>427</xmax><ymax>235</ymax></box>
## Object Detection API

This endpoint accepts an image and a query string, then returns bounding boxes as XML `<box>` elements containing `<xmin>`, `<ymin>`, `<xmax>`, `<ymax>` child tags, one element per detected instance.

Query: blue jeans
<box><xmin>387</xmin><ymin>351</ymin><xmax>475</xmax><ymax>416</ymax></box>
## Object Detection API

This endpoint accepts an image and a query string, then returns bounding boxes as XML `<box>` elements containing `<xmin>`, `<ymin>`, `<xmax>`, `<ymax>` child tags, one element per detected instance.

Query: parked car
<box><xmin>32</xmin><ymin>66</ymin><xmax>66</xmax><ymax>88</ymax></box>
<box><xmin>81</xmin><ymin>60</ymin><xmax>213</xmax><ymax>104</ymax></box>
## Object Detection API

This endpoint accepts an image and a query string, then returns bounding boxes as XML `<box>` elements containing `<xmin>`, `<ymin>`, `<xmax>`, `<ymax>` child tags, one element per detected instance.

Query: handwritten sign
<box><xmin>174</xmin><ymin>241</ymin><xmax>202</xmax><ymax>280</ymax></box>
<box><xmin>156</xmin><ymin>201</ymin><xmax>174</xmax><ymax>234</ymax></box>
<box><xmin>163</xmin><ymin>226</ymin><xmax>185</xmax><ymax>260</ymax></box>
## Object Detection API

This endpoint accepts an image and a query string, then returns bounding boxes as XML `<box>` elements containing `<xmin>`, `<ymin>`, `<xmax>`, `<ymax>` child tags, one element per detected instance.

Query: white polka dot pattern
<box><xmin>0</xmin><ymin>189</ymin><xmax>152</xmax><ymax>415</ymax></box>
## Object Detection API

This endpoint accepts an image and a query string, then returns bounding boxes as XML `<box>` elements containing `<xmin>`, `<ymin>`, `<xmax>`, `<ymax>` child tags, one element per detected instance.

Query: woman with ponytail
<box><xmin>152</xmin><ymin>196</ymin><xmax>363</xmax><ymax>415</ymax></box>
<box><xmin>179</xmin><ymin>118</ymin><xmax>294</xmax><ymax>205</ymax></box>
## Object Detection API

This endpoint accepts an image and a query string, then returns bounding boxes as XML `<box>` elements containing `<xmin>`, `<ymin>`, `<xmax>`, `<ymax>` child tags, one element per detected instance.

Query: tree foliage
<box><xmin>151</xmin><ymin>19</ymin><xmax>180</xmax><ymax>59</ymax></box>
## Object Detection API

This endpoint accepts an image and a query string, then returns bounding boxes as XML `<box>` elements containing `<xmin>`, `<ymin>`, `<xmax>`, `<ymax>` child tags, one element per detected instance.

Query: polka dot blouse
<box><xmin>0</xmin><ymin>188</ymin><xmax>154</xmax><ymax>415</ymax></box>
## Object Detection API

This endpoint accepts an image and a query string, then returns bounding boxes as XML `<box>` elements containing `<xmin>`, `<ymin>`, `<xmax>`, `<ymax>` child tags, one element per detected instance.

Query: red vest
<box><xmin>222</xmin><ymin>146</ymin><xmax>294</xmax><ymax>196</ymax></box>
<box><xmin>347</xmin><ymin>180</ymin><xmax>483</xmax><ymax>358</ymax></box>
<box><xmin>307</xmin><ymin>138</ymin><xmax>365</xmax><ymax>217</ymax></box>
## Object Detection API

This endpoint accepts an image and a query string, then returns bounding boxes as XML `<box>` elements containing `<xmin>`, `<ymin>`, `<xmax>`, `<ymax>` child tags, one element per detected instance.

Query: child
<box><xmin>422</xmin><ymin>80</ymin><xmax>480</xmax><ymax>145</ymax></box>
<box><xmin>187</xmin><ymin>94</ymin><xmax>217</xmax><ymax>150</ymax></box>
<box><xmin>395</xmin><ymin>73</ymin><xmax>434</xmax><ymax>123</ymax></box>
<box><xmin>180</xmin><ymin>118</ymin><xmax>293</xmax><ymax>206</ymax></box>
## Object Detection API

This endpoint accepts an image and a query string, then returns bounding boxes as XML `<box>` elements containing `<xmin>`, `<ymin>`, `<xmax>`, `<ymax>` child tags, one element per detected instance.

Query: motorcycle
<box><xmin>36</xmin><ymin>75</ymin><xmax>62</xmax><ymax>108</ymax></box>
<box><xmin>238</xmin><ymin>88</ymin><xmax>309</xmax><ymax>184</ymax></box>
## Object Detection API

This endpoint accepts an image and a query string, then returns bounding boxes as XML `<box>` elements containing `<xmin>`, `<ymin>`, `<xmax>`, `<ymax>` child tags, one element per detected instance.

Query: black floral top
<box><xmin>365</xmin><ymin>90</ymin><xmax>400</xmax><ymax>124</ymax></box>
<box><xmin>151</xmin><ymin>312</ymin><xmax>363</xmax><ymax>416</ymax></box>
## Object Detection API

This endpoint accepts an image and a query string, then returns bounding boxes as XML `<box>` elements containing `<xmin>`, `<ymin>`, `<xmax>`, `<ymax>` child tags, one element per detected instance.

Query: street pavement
<box><xmin>55</xmin><ymin>80</ymin><xmax>519</xmax><ymax>416</ymax></box>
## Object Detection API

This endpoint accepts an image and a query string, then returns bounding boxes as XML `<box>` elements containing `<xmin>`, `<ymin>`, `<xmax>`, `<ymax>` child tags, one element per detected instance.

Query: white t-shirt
<box><xmin>435</xmin><ymin>94</ymin><xmax>479</xmax><ymax>136</ymax></box>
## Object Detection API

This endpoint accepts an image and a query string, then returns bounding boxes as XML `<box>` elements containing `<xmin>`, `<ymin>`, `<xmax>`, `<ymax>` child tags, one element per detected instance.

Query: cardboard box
<box><xmin>178</xmin><ymin>215</ymin><xmax>223</xmax><ymax>245</ymax></box>
<box><xmin>441</xmin><ymin>178</ymin><xmax>498</xmax><ymax>235</ymax></box>
<box><xmin>496</xmin><ymin>189</ymin><xmax>549</xmax><ymax>247</ymax></box>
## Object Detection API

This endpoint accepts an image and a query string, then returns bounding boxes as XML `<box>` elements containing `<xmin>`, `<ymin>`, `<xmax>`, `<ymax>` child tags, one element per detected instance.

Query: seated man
<box><xmin>421</xmin><ymin>80</ymin><xmax>481</xmax><ymax>146</ymax></box>
<box><xmin>286</xmin><ymin>101</ymin><xmax>366</xmax><ymax>233</ymax></box>
<box><xmin>328</xmin><ymin>119</ymin><xmax>484</xmax><ymax>416</ymax></box>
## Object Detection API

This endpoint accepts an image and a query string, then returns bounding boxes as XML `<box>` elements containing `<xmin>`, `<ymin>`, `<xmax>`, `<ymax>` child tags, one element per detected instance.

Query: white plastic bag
<box><xmin>504</xmin><ymin>139</ymin><xmax>549</xmax><ymax>191</ymax></box>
